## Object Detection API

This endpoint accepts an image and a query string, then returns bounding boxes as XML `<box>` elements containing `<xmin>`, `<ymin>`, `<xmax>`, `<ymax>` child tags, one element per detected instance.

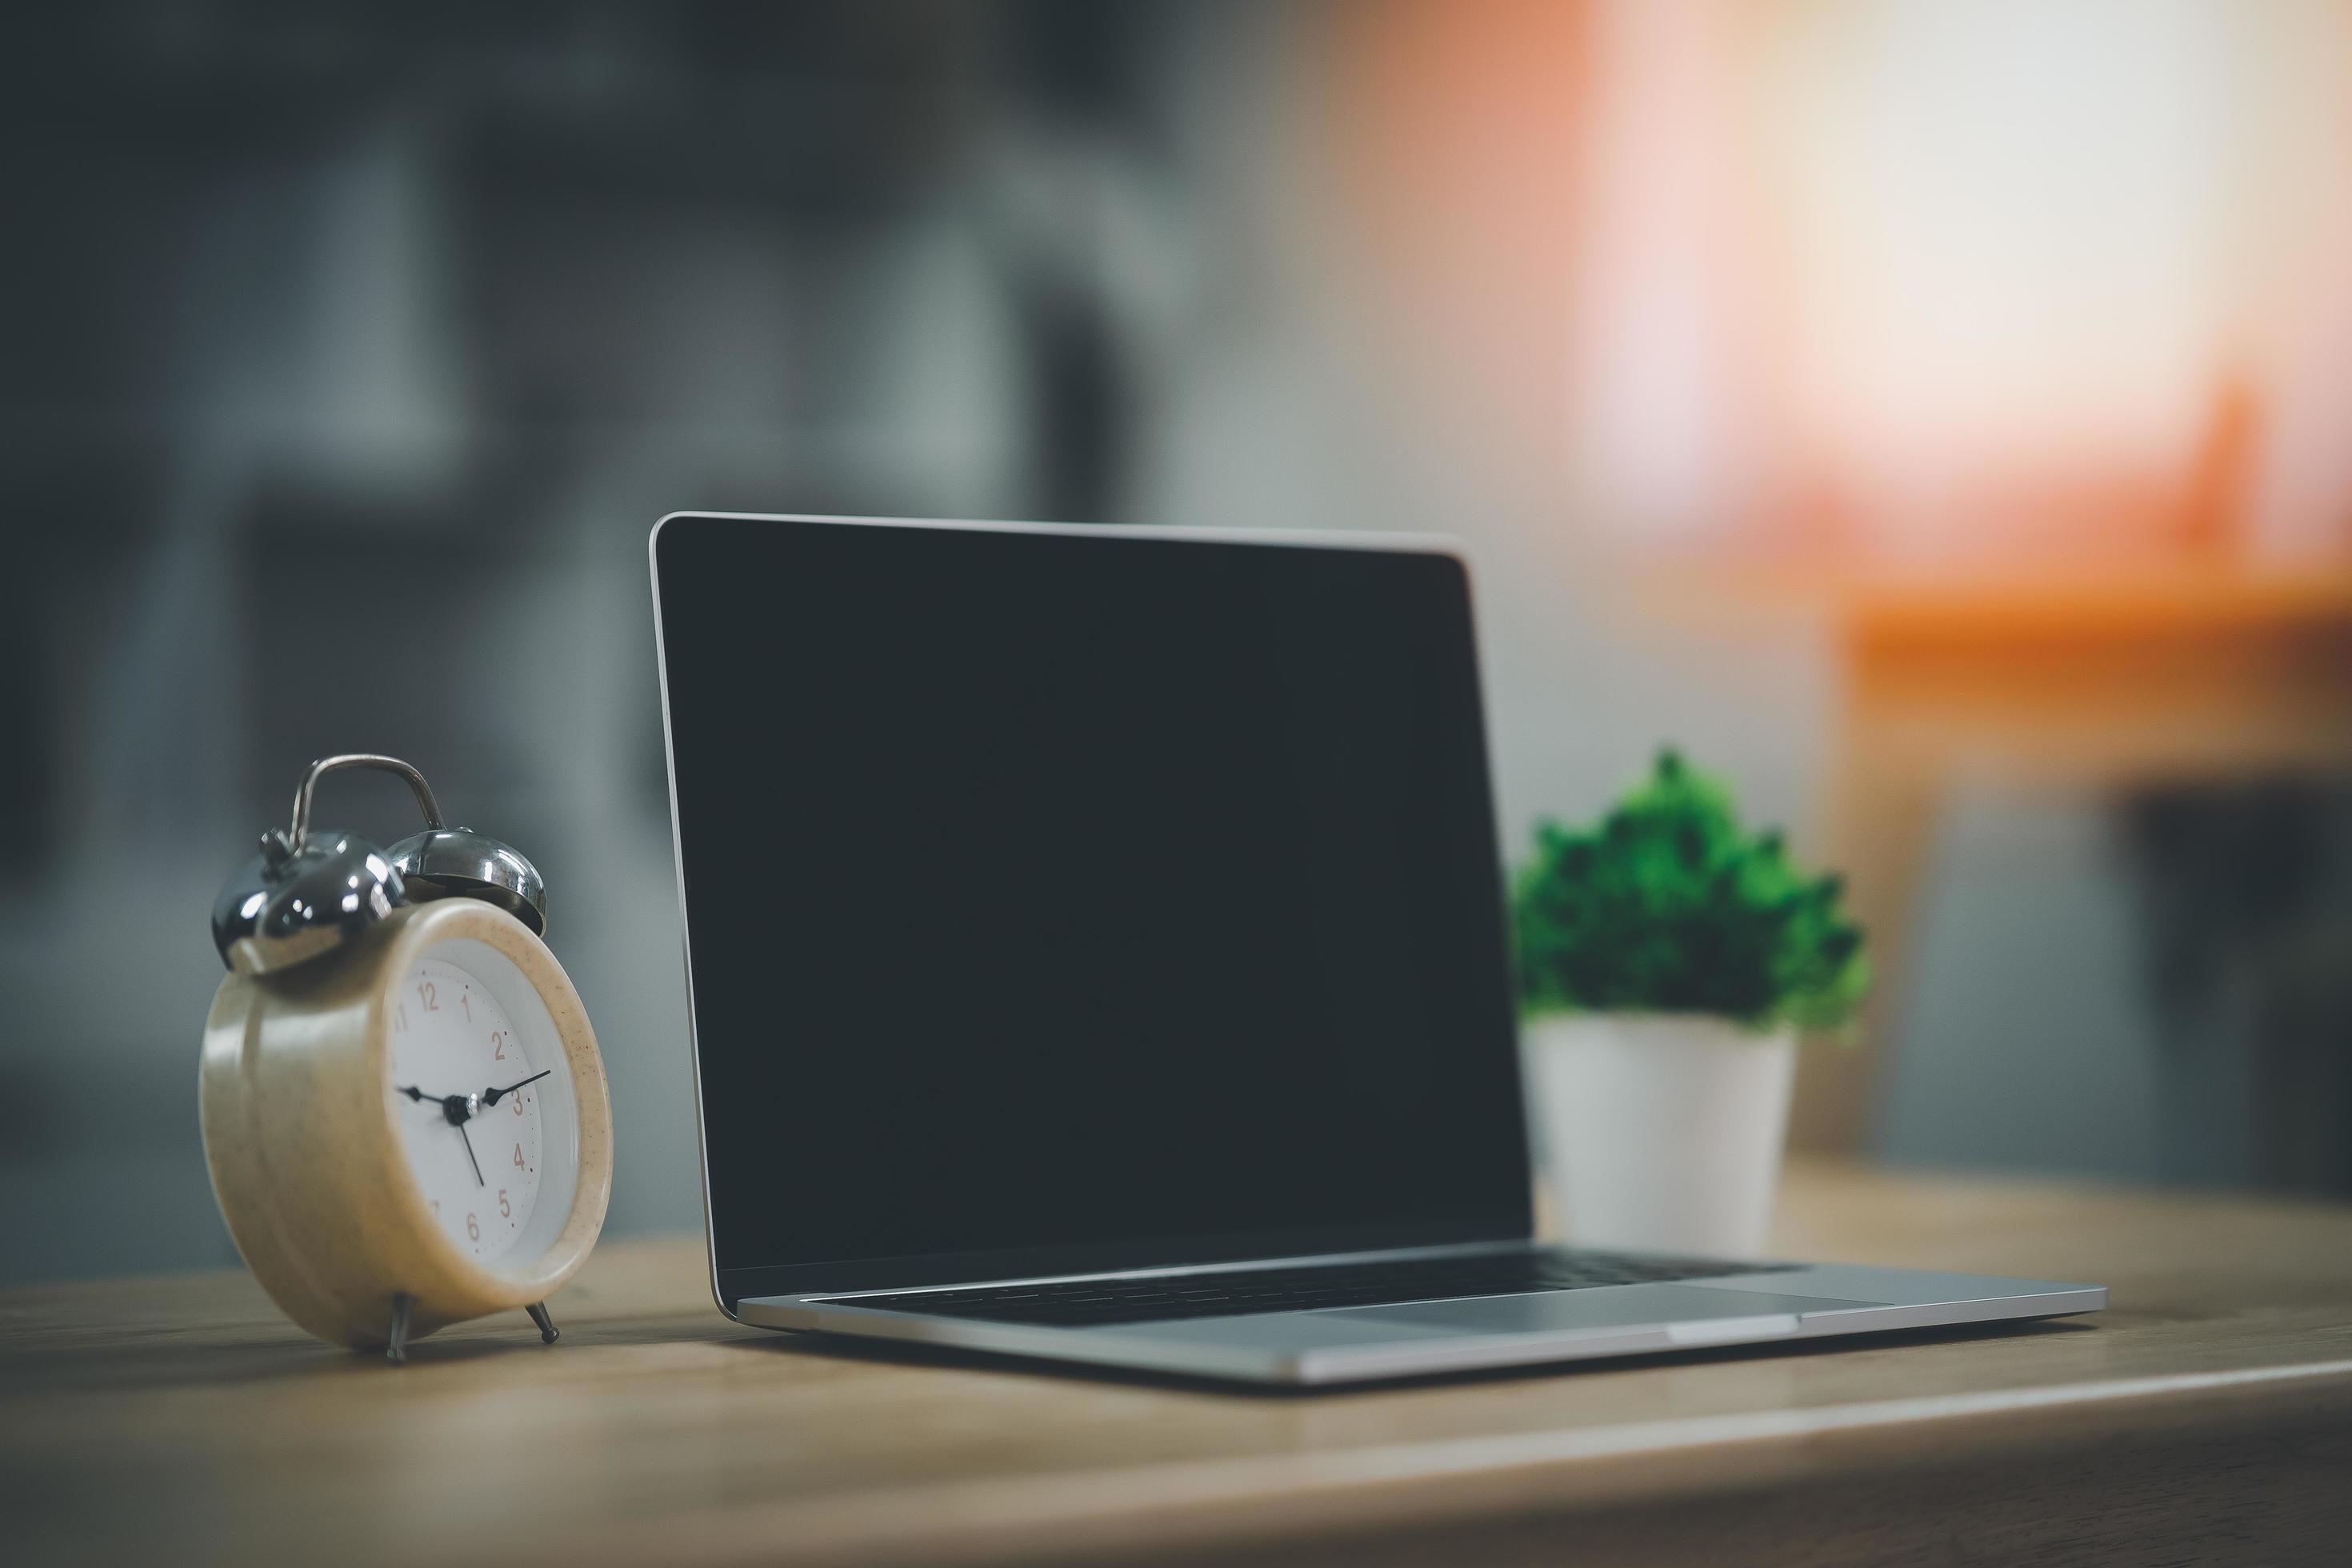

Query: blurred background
<box><xmin>5</xmin><ymin>0</ymin><xmax>2349</xmax><ymax>1285</ymax></box>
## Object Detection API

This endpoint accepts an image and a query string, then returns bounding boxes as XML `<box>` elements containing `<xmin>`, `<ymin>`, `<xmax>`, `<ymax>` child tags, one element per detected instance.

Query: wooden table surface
<box><xmin>6</xmin><ymin>1160</ymin><xmax>2351</xmax><ymax>1566</ymax></box>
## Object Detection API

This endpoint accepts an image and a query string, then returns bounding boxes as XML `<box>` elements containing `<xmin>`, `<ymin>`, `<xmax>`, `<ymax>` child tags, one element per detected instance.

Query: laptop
<box><xmin>649</xmin><ymin>511</ymin><xmax>2104</xmax><ymax>1386</ymax></box>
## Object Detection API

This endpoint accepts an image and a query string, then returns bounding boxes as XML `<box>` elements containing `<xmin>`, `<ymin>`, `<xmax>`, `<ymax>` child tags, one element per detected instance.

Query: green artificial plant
<box><xmin>1513</xmin><ymin>750</ymin><xmax>1870</xmax><ymax>1033</ymax></box>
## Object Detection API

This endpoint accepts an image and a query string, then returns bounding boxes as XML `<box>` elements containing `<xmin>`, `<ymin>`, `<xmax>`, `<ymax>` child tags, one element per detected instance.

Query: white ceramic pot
<box><xmin>1522</xmin><ymin>1013</ymin><xmax>1796</xmax><ymax>1258</ymax></box>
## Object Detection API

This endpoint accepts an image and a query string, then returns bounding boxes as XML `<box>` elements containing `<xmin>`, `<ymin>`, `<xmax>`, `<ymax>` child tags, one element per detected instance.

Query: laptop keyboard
<box><xmin>817</xmin><ymin>1248</ymin><xmax>1791</xmax><ymax>1328</ymax></box>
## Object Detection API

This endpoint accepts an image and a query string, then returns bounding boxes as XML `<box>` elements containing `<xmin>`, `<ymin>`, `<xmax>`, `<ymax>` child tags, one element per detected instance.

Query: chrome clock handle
<box><xmin>283</xmin><ymin>754</ymin><xmax>446</xmax><ymax>855</ymax></box>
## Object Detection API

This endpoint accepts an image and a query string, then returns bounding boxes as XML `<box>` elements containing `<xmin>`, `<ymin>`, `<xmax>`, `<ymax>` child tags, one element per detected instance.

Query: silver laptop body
<box><xmin>652</xmin><ymin>512</ymin><xmax>2104</xmax><ymax>1386</ymax></box>
<box><xmin>734</xmin><ymin>1254</ymin><xmax>2102</xmax><ymax>1386</ymax></box>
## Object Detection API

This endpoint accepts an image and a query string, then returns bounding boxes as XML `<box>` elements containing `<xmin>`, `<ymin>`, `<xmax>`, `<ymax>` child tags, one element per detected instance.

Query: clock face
<box><xmin>385</xmin><ymin>954</ymin><xmax>562</xmax><ymax>1266</ymax></box>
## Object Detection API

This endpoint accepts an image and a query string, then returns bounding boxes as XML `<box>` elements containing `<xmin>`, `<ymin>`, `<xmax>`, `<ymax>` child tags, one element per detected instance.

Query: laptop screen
<box><xmin>654</xmin><ymin>515</ymin><xmax>1530</xmax><ymax>1303</ymax></box>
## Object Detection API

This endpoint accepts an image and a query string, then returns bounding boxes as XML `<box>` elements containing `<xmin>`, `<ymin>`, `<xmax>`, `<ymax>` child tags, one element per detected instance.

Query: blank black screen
<box><xmin>654</xmin><ymin>516</ymin><xmax>1530</xmax><ymax>1302</ymax></box>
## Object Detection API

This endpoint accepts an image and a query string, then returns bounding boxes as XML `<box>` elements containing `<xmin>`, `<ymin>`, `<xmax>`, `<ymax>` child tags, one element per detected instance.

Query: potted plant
<box><xmin>1513</xmin><ymin>750</ymin><xmax>1870</xmax><ymax>1257</ymax></box>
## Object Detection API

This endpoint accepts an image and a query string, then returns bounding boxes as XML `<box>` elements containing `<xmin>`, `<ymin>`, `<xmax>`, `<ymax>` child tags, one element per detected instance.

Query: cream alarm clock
<box><xmin>202</xmin><ymin>754</ymin><xmax>613</xmax><ymax>1362</ymax></box>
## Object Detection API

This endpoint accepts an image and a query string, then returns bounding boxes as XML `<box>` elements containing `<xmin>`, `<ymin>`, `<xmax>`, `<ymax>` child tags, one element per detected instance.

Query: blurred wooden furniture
<box><xmin>1790</xmin><ymin>565</ymin><xmax>2352</xmax><ymax>1153</ymax></box>
<box><xmin>6</xmin><ymin>1162</ymin><xmax>2350</xmax><ymax>1566</ymax></box>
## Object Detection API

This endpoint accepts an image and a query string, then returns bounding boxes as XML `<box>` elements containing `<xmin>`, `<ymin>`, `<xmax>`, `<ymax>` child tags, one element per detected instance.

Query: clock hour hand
<box><xmin>482</xmin><ymin>1069</ymin><xmax>552</xmax><ymax>1107</ymax></box>
<box><xmin>398</xmin><ymin>1084</ymin><xmax>482</xmax><ymax>1127</ymax></box>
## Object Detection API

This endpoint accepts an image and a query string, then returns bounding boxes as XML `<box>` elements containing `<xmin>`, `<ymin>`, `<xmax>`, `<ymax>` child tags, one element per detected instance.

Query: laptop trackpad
<box><xmin>1341</xmin><ymin>1284</ymin><xmax>1871</xmax><ymax>1338</ymax></box>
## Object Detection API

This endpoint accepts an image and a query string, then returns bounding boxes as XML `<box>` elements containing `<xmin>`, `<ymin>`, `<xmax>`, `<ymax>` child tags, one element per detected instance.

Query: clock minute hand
<box><xmin>398</xmin><ymin>1084</ymin><xmax>486</xmax><ymax>1185</ymax></box>
<box><xmin>482</xmin><ymin>1069</ymin><xmax>553</xmax><ymax>1107</ymax></box>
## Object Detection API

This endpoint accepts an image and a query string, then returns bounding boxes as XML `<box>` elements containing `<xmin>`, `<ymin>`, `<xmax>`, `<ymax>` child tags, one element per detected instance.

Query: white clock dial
<box><xmin>386</xmin><ymin>956</ymin><xmax>550</xmax><ymax>1266</ymax></box>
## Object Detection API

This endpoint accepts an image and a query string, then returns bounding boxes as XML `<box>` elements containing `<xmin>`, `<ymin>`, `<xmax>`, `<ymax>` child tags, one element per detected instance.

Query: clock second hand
<box><xmin>456</xmin><ymin>1120</ymin><xmax>486</xmax><ymax>1187</ymax></box>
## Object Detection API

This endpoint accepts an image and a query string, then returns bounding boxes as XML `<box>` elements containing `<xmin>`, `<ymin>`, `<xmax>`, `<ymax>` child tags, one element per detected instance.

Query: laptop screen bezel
<box><xmin>650</xmin><ymin>512</ymin><xmax>1535</xmax><ymax>1313</ymax></box>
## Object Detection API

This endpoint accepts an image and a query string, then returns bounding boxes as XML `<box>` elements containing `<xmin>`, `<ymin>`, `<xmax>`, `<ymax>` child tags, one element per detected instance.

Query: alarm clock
<box><xmin>200</xmin><ymin>754</ymin><xmax>614</xmax><ymax>1362</ymax></box>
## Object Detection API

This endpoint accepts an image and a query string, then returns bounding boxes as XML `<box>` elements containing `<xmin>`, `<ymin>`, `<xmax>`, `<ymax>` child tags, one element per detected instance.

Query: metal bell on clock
<box><xmin>210</xmin><ymin>827</ymin><xmax>404</xmax><ymax>976</ymax></box>
<box><xmin>210</xmin><ymin>754</ymin><xmax>546</xmax><ymax>974</ymax></box>
<box><xmin>385</xmin><ymin>826</ymin><xmax>547</xmax><ymax>937</ymax></box>
<box><xmin>211</xmin><ymin>755</ymin><xmax>445</xmax><ymax>976</ymax></box>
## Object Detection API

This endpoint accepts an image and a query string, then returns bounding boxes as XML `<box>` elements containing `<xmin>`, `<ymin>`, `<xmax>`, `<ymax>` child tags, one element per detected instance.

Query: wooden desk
<box><xmin>5</xmin><ymin>1161</ymin><xmax>2350</xmax><ymax>1566</ymax></box>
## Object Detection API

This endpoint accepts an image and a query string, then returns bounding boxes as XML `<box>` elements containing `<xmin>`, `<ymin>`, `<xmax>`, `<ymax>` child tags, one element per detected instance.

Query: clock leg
<box><xmin>526</xmin><ymin>1301</ymin><xmax>559</xmax><ymax>1345</ymax></box>
<box><xmin>386</xmin><ymin>1292</ymin><xmax>417</xmax><ymax>1365</ymax></box>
